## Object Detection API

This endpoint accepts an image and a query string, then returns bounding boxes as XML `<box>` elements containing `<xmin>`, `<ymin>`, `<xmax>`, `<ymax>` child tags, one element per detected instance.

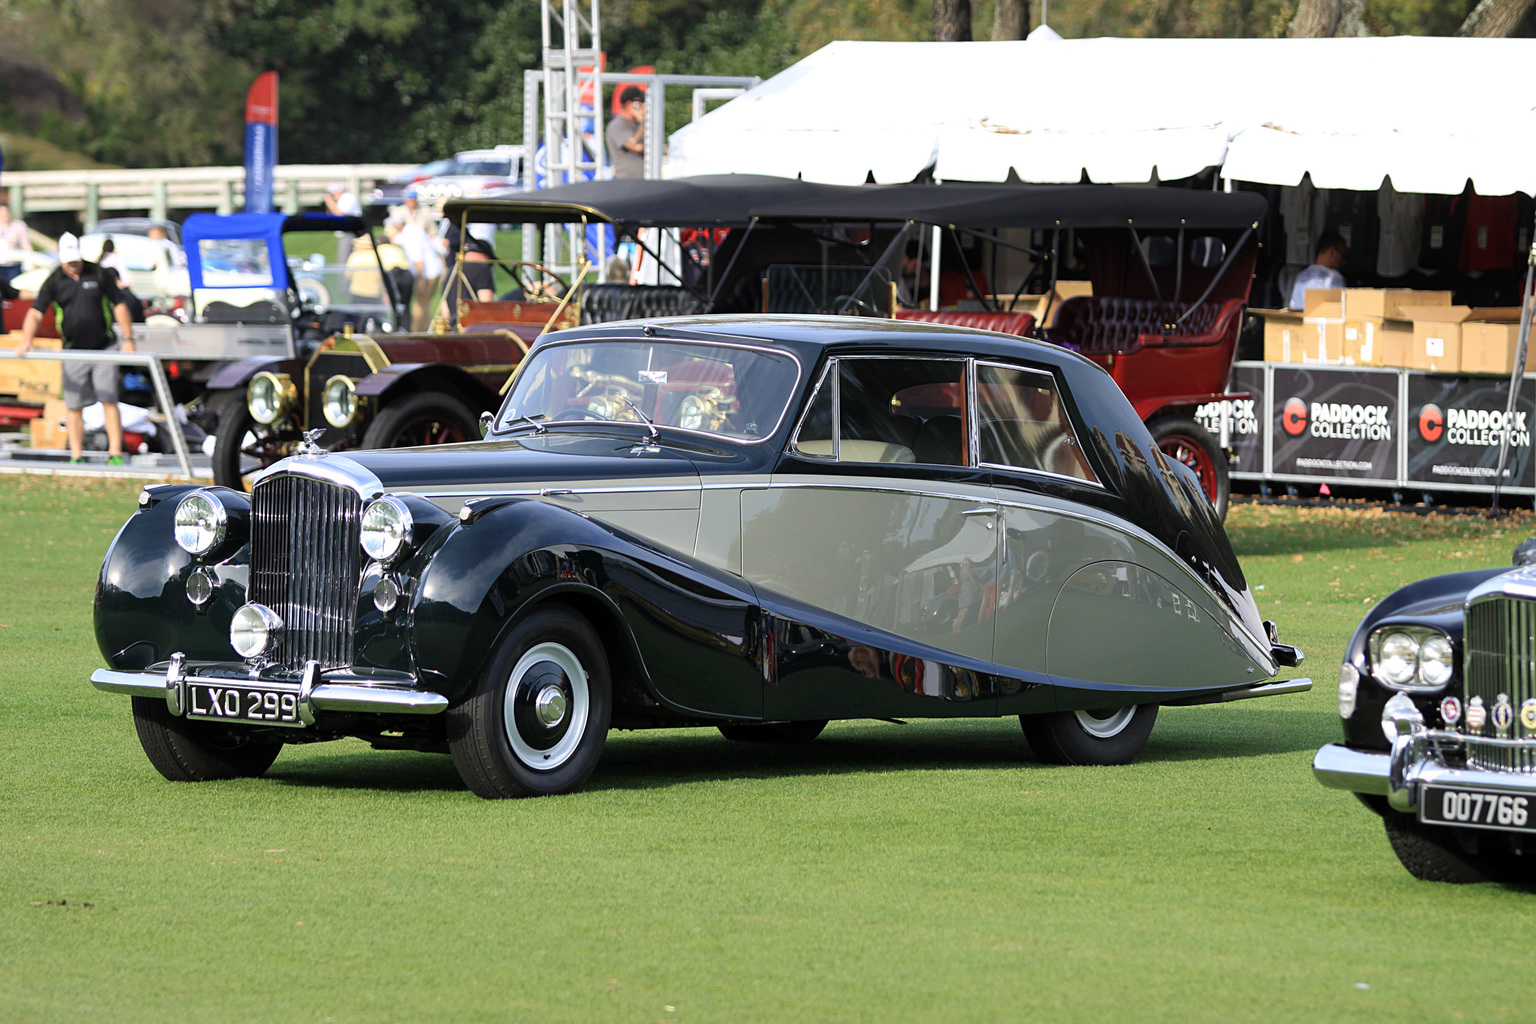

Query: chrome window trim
<box><xmin>494</xmin><ymin>337</ymin><xmax>803</xmax><ymax>446</ymax></box>
<box><xmin>415</xmin><ymin>482</ymin><xmax>703</xmax><ymax>500</ymax></box>
<box><xmin>974</xmin><ymin>359</ymin><xmax>1106</xmax><ymax>490</ymax></box>
<box><xmin>788</xmin><ymin>353</ymin><xmax>970</xmax><ymax>466</ymax></box>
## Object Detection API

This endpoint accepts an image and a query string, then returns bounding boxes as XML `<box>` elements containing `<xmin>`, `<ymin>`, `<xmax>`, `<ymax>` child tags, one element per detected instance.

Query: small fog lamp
<box><xmin>230</xmin><ymin>603</ymin><xmax>283</xmax><ymax>660</ymax></box>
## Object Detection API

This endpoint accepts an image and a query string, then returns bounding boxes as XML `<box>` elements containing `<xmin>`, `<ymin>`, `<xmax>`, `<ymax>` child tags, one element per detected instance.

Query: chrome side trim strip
<box><xmin>90</xmin><ymin>668</ymin><xmax>449</xmax><ymax>716</ymax></box>
<box><xmin>1165</xmin><ymin>678</ymin><xmax>1312</xmax><ymax>706</ymax></box>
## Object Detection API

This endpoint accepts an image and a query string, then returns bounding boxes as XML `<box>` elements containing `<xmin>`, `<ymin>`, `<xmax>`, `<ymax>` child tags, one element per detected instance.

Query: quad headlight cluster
<box><xmin>1368</xmin><ymin>627</ymin><xmax>1454</xmax><ymax>691</ymax></box>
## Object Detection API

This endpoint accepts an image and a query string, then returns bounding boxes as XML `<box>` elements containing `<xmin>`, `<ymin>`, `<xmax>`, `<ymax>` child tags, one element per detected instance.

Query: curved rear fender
<box><xmin>205</xmin><ymin>356</ymin><xmax>304</xmax><ymax>394</ymax></box>
<box><xmin>95</xmin><ymin>484</ymin><xmax>251</xmax><ymax>669</ymax></box>
<box><xmin>410</xmin><ymin>499</ymin><xmax>763</xmax><ymax>715</ymax></box>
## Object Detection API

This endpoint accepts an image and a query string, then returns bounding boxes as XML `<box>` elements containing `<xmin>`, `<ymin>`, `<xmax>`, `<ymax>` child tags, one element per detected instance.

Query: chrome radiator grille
<box><xmin>1463</xmin><ymin>595</ymin><xmax>1536</xmax><ymax>773</ymax></box>
<box><xmin>250</xmin><ymin>474</ymin><xmax>363</xmax><ymax>671</ymax></box>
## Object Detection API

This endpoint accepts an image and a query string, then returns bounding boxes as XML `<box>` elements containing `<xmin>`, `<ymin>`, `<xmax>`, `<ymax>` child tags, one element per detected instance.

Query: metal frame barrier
<box><xmin>0</xmin><ymin>348</ymin><xmax>195</xmax><ymax>477</ymax></box>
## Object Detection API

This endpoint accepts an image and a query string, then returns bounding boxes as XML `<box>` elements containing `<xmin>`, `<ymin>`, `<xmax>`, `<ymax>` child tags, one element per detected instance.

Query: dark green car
<box><xmin>91</xmin><ymin>315</ymin><xmax>1308</xmax><ymax>798</ymax></box>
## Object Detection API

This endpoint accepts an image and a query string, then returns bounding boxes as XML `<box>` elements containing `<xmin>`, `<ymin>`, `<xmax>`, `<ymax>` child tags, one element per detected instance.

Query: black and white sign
<box><xmin>1271</xmin><ymin>367</ymin><xmax>1398</xmax><ymax>480</ymax></box>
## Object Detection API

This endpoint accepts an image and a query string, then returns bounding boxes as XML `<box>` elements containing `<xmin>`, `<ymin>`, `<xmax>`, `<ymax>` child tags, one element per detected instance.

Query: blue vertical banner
<box><xmin>243</xmin><ymin>72</ymin><xmax>279</xmax><ymax>214</ymax></box>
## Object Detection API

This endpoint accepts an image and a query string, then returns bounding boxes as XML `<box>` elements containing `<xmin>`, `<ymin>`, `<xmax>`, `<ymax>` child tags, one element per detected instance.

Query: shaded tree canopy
<box><xmin>0</xmin><ymin>0</ymin><xmax>1529</xmax><ymax>168</ymax></box>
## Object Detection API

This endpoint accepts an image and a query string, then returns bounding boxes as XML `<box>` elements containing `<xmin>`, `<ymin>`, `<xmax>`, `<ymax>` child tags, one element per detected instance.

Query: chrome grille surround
<box><xmin>1461</xmin><ymin>591</ymin><xmax>1536</xmax><ymax>773</ymax></box>
<box><xmin>250</xmin><ymin>465</ymin><xmax>373</xmax><ymax>671</ymax></box>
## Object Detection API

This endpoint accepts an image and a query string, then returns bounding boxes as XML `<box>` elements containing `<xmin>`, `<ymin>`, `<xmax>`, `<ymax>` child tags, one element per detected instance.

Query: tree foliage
<box><xmin>0</xmin><ymin>0</ymin><xmax>1528</xmax><ymax>168</ymax></box>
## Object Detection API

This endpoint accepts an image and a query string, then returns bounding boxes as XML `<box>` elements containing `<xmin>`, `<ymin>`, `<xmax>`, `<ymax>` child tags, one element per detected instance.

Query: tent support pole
<box><xmin>1174</xmin><ymin>226</ymin><xmax>1253</xmax><ymax>327</ymax></box>
<box><xmin>1491</xmin><ymin>221</ymin><xmax>1536</xmax><ymax>516</ymax></box>
<box><xmin>706</xmin><ymin>219</ymin><xmax>758</xmax><ymax>312</ymax></box>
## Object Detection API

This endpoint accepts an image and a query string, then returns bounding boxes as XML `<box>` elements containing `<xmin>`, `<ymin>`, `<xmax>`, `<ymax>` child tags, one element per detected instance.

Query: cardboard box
<box><xmin>0</xmin><ymin>335</ymin><xmax>66</xmax><ymax>400</ymax></box>
<box><xmin>1257</xmin><ymin>309</ymin><xmax>1304</xmax><ymax>362</ymax></box>
<box><xmin>1458</xmin><ymin>309</ymin><xmax>1528</xmax><ymax>374</ymax></box>
<box><xmin>1343</xmin><ymin>288</ymin><xmax>1453</xmax><ymax>320</ymax></box>
<box><xmin>28</xmin><ymin>398</ymin><xmax>68</xmax><ymax>450</ymax></box>
<box><xmin>1399</xmin><ymin>305</ymin><xmax>1480</xmax><ymax>372</ymax></box>
<box><xmin>1301</xmin><ymin>288</ymin><xmax>1343</xmax><ymax>318</ymax></box>
<box><xmin>1344</xmin><ymin>317</ymin><xmax>1415</xmax><ymax>368</ymax></box>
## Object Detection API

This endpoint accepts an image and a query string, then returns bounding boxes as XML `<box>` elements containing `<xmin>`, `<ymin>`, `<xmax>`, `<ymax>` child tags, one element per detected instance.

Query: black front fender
<box><xmin>94</xmin><ymin>484</ymin><xmax>252</xmax><ymax>669</ymax></box>
<box><xmin>410</xmin><ymin>499</ymin><xmax>765</xmax><ymax>718</ymax></box>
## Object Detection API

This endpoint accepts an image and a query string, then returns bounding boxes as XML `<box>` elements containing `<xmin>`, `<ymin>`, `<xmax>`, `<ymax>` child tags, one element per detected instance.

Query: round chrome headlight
<box><xmin>1377</xmin><ymin>631</ymin><xmax>1419</xmax><ymax>686</ymax></box>
<box><xmin>360</xmin><ymin>496</ymin><xmax>413</xmax><ymax>565</ymax></box>
<box><xmin>248</xmin><ymin>371</ymin><xmax>295</xmax><ymax>425</ymax></box>
<box><xmin>678</xmin><ymin>394</ymin><xmax>706</xmax><ymax>430</ymax></box>
<box><xmin>173</xmin><ymin>490</ymin><xmax>228</xmax><ymax>555</ymax></box>
<box><xmin>322</xmin><ymin>375</ymin><xmax>358</xmax><ymax>428</ymax></box>
<box><xmin>1419</xmin><ymin>634</ymin><xmax>1454</xmax><ymax>687</ymax></box>
<box><xmin>230</xmin><ymin>603</ymin><xmax>283</xmax><ymax>659</ymax></box>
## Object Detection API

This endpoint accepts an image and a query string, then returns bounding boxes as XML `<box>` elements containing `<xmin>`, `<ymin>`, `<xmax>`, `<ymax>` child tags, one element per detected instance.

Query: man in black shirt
<box><xmin>15</xmin><ymin>232</ymin><xmax>135</xmax><ymax>464</ymax></box>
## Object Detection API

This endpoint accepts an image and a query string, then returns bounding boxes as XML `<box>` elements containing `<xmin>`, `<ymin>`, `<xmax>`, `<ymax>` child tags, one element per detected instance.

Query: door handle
<box><xmin>960</xmin><ymin>507</ymin><xmax>998</xmax><ymax>516</ymax></box>
<box><xmin>540</xmin><ymin>488</ymin><xmax>574</xmax><ymax>497</ymax></box>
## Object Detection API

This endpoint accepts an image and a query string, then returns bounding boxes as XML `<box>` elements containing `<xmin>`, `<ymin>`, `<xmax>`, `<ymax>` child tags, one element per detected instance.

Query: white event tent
<box><xmin>667</xmin><ymin>36</ymin><xmax>1536</xmax><ymax>197</ymax></box>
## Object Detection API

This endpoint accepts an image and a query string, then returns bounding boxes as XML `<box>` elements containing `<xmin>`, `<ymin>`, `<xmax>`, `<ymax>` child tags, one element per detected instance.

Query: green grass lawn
<box><xmin>4</xmin><ymin>476</ymin><xmax>1535</xmax><ymax>1022</ymax></box>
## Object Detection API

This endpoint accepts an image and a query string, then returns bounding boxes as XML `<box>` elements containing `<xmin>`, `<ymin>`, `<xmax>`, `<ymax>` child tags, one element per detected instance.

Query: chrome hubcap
<box><xmin>534</xmin><ymin>684</ymin><xmax>568</xmax><ymax>727</ymax></box>
<box><xmin>503</xmin><ymin>642</ymin><xmax>589</xmax><ymax>771</ymax></box>
<box><xmin>1075</xmin><ymin>706</ymin><xmax>1136</xmax><ymax>738</ymax></box>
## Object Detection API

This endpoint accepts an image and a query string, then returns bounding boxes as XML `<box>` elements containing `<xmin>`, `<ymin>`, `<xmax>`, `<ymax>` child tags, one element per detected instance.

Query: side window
<box><xmin>793</xmin><ymin>358</ymin><xmax>965</xmax><ymax>465</ymax></box>
<box><xmin>977</xmin><ymin>363</ymin><xmax>1098</xmax><ymax>484</ymax></box>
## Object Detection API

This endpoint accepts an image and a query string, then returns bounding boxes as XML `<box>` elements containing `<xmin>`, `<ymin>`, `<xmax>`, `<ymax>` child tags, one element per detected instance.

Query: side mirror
<box><xmin>1514</xmin><ymin>538</ymin><xmax>1536</xmax><ymax>566</ymax></box>
<box><xmin>479</xmin><ymin>411</ymin><xmax>493</xmax><ymax>438</ymax></box>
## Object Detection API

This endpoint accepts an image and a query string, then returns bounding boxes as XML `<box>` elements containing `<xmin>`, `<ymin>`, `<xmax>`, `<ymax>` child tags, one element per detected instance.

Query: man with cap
<box><xmin>15</xmin><ymin>232</ymin><xmax>135</xmax><ymax>464</ymax></box>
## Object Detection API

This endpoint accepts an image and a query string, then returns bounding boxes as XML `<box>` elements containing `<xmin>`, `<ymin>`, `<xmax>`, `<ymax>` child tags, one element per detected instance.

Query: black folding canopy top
<box><xmin>444</xmin><ymin>176</ymin><xmax>1267</xmax><ymax>232</ymax></box>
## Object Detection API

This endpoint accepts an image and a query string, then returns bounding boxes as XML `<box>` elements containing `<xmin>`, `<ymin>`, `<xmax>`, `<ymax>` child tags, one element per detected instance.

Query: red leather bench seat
<box><xmin>893</xmin><ymin>309</ymin><xmax>1036</xmax><ymax>338</ymax></box>
<box><xmin>1046</xmin><ymin>296</ymin><xmax>1243</xmax><ymax>356</ymax></box>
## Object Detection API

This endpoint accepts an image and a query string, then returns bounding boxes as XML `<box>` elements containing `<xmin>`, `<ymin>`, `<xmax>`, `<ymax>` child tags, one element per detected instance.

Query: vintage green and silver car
<box><xmin>90</xmin><ymin>315</ymin><xmax>1308</xmax><ymax>798</ymax></box>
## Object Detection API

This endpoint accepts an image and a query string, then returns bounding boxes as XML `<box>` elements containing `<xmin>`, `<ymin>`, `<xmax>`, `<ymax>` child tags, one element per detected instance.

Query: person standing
<box><xmin>324</xmin><ymin>181</ymin><xmax>364</xmax><ymax>261</ymax></box>
<box><xmin>0</xmin><ymin>204</ymin><xmax>29</xmax><ymax>286</ymax></box>
<box><xmin>605</xmin><ymin>86</ymin><xmax>647</xmax><ymax>179</ymax></box>
<box><xmin>1287</xmin><ymin>231</ymin><xmax>1348</xmax><ymax>310</ymax></box>
<box><xmin>390</xmin><ymin>219</ymin><xmax>444</xmax><ymax>332</ymax></box>
<box><xmin>15</xmin><ymin>232</ymin><xmax>135</xmax><ymax>464</ymax></box>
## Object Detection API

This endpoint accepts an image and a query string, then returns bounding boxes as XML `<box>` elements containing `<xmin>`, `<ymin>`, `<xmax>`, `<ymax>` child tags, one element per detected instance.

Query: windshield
<box><xmin>450</xmin><ymin>158</ymin><xmax>513</xmax><ymax>176</ymax></box>
<box><xmin>498</xmin><ymin>340</ymin><xmax>800</xmax><ymax>443</ymax></box>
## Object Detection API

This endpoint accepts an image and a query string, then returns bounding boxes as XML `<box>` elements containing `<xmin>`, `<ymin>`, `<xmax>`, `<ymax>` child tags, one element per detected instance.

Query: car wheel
<box><xmin>1382</xmin><ymin>814</ymin><xmax>1524</xmax><ymax>884</ymax></box>
<box><xmin>447</xmin><ymin>607</ymin><xmax>612</xmax><ymax>799</ymax></box>
<box><xmin>130</xmin><ymin>696</ymin><xmax>283</xmax><ymax>781</ymax></box>
<box><xmin>209</xmin><ymin>389</ymin><xmax>302</xmax><ymax>491</ymax></box>
<box><xmin>361</xmin><ymin>391</ymin><xmax>480</xmax><ymax>450</ymax></box>
<box><xmin>718</xmin><ymin>720</ymin><xmax>828</xmax><ymax>743</ymax></box>
<box><xmin>1148</xmin><ymin>415</ymin><xmax>1230</xmax><ymax>520</ymax></box>
<box><xmin>1020</xmin><ymin>703</ymin><xmax>1158</xmax><ymax>765</ymax></box>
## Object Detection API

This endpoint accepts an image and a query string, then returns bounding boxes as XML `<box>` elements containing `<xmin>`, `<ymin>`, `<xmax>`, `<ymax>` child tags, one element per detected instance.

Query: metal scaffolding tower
<box><xmin>540</xmin><ymin>0</ymin><xmax>602</xmax><ymax>190</ymax></box>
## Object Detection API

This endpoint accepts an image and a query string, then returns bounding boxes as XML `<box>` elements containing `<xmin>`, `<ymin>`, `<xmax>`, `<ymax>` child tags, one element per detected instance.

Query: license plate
<box><xmin>1421</xmin><ymin>786</ymin><xmax>1535</xmax><ymax>833</ymax></box>
<box><xmin>185</xmin><ymin>682</ymin><xmax>305</xmax><ymax>728</ymax></box>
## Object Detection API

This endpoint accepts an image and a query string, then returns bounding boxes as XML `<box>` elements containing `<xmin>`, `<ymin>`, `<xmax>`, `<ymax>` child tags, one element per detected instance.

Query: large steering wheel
<box><xmin>502</xmin><ymin>261</ymin><xmax>569</xmax><ymax>301</ymax></box>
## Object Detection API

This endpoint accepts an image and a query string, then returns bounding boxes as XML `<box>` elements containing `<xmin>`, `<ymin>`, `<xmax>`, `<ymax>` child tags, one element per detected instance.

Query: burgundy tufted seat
<box><xmin>1046</xmin><ymin>297</ymin><xmax>1243</xmax><ymax>356</ymax></box>
<box><xmin>893</xmin><ymin>309</ymin><xmax>1036</xmax><ymax>338</ymax></box>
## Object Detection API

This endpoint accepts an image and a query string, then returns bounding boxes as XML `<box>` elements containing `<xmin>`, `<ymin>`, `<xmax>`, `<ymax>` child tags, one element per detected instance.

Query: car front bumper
<box><xmin>1315</xmin><ymin>741</ymin><xmax>1536</xmax><ymax>811</ymax></box>
<box><xmin>91</xmin><ymin>652</ymin><xmax>448</xmax><ymax>727</ymax></box>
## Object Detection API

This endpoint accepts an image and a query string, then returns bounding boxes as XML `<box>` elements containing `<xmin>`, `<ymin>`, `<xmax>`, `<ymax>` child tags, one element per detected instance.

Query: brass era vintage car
<box><xmin>90</xmin><ymin>315</ymin><xmax>1307</xmax><ymax>798</ymax></box>
<box><xmin>1314</xmin><ymin>543</ymin><xmax>1536</xmax><ymax>882</ymax></box>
